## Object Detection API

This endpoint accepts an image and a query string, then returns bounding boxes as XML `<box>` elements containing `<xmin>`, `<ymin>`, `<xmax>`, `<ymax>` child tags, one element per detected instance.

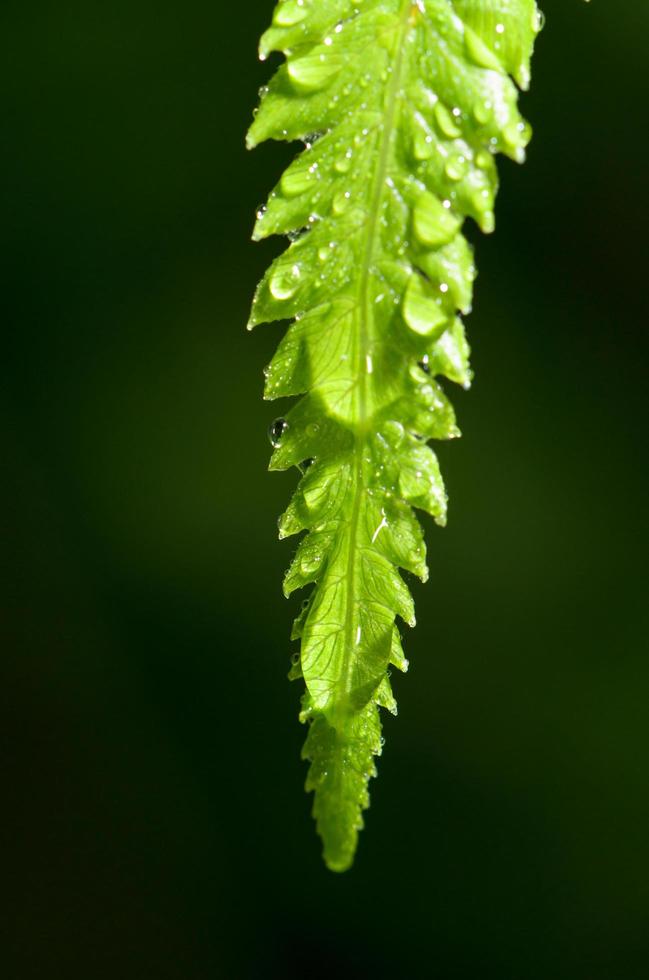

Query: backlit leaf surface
<box><xmin>248</xmin><ymin>0</ymin><xmax>541</xmax><ymax>871</ymax></box>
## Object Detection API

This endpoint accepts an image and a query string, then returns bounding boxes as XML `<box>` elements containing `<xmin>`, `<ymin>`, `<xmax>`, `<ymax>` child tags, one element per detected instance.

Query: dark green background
<box><xmin>4</xmin><ymin>1</ymin><xmax>649</xmax><ymax>977</ymax></box>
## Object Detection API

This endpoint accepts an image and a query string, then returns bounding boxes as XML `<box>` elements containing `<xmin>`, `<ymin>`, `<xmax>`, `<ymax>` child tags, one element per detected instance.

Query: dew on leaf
<box><xmin>473</xmin><ymin>100</ymin><xmax>493</xmax><ymax>126</ymax></box>
<box><xmin>269</xmin><ymin>263</ymin><xmax>301</xmax><ymax>300</ymax></box>
<box><xmin>281</xmin><ymin>166</ymin><xmax>313</xmax><ymax>198</ymax></box>
<box><xmin>334</xmin><ymin>150</ymin><xmax>353</xmax><ymax>173</ymax></box>
<box><xmin>268</xmin><ymin>418</ymin><xmax>289</xmax><ymax>448</ymax></box>
<box><xmin>445</xmin><ymin>153</ymin><xmax>468</xmax><ymax>181</ymax></box>
<box><xmin>332</xmin><ymin>190</ymin><xmax>351</xmax><ymax>214</ymax></box>
<box><xmin>301</xmin><ymin>552</ymin><xmax>322</xmax><ymax>576</ymax></box>
<box><xmin>413</xmin><ymin>129</ymin><xmax>435</xmax><ymax>161</ymax></box>
<box><xmin>403</xmin><ymin>275</ymin><xmax>448</xmax><ymax>337</ymax></box>
<box><xmin>273</xmin><ymin>0</ymin><xmax>308</xmax><ymax>28</ymax></box>
<box><xmin>413</xmin><ymin>192</ymin><xmax>460</xmax><ymax>248</ymax></box>
<box><xmin>288</xmin><ymin>53</ymin><xmax>341</xmax><ymax>92</ymax></box>
<box><xmin>464</xmin><ymin>26</ymin><xmax>502</xmax><ymax>72</ymax></box>
<box><xmin>434</xmin><ymin>102</ymin><xmax>461</xmax><ymax>138</ymax></box>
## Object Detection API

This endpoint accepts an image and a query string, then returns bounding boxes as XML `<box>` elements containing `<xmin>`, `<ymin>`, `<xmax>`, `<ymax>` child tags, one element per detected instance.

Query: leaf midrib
<box><xmin>338</xmin><ymin>0</ymin><xmax>415</xmax><ymax>720</ymax></box>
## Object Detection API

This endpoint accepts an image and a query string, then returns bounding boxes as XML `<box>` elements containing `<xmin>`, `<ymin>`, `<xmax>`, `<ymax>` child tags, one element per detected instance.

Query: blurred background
<box><xmin>3</xmin><ymin>1</ymin><xmax>649</xmax><ymax>977</ymax></box>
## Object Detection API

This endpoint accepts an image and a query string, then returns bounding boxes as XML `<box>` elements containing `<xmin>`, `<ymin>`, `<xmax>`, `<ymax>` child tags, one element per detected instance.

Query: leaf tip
<box><xmin>324</xmin><ymin>853</ymin><xmax>354</xmax><ymax>874</ymax></box>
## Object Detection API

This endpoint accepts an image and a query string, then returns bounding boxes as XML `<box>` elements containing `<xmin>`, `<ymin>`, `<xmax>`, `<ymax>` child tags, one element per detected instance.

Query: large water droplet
<box><xmin>300</xmin><ymin>552</ymin><xmax>322</xmax><ymax>576</ymax></box>
<box><xmin>288</xmin><ymin>52</ymin><xmax>341</xmax><ymax>92</ymax></box>
<box><xmin>473</xmin><ymin>100</ymin><xmax>493</xmax><ymax>126</ymax></box>
<box><xmin>445</xmin><ymin>153</ymin><xmax>469</xmax><ymax>182</ymax></box>
<box><xmin>403</xmin><ymin>276</ymin><xmax>448</xmax><ymax>337</ymax></box>
<box><xmin>273</xmin><ymin>0</ymin><xmax>308</xmax><ymax>27</ymax></box>
<box><xmin>434</xmin><ymin>103</ymin><xmax>461</xmax><ymax>139</ymax></box>
<box><xmin>269</xmin><ymin>263</ymin><xmax>301</xmax><ymax>300</ymax></box>
<box><xmin>413</xmin><ymin>192</ymin><xmax>461</xmax><ymax>248</ymax></box>
<box><xmin>281</xmin><ymin>164</ymin><xmax>313</xmax><ymax>198</ymax></box>
<box><xmin>268</xmin><ymin>418</ymin><xmax>289</xmax><ymax>448</ymax></box>
<box><xmin>464</xmin><ymin>26</ymin><xmax>502</xmax><ymax>72</ymax></box>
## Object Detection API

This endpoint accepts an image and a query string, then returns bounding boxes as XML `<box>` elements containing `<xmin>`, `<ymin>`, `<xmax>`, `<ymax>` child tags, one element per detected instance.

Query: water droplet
<box><xmin>269</xmin><ymin>263</ymin><xmax>301</xmax><ymax>300</ymax></box>
<box><xmin>334</xmin><ymin>150</ymin><xmax>353</xmax><ymax>173</ymax></box>
<box><xmin>464</xmin><ymin>26</ymin><xmax>502</xmax><ymax>71</ymax></box>
<box><xmin>301</xmin><ymin>550</ymin><xmax>323</xmax><ymax>576</ymax></box>
<box><xmin>332</xmin><ymin>190</ymin><xmax>351</xmax><ymax>214</ymax></box>
<box><xmin>434</xmin><ymin>103</ymin><xmax>461</xmax><ymax>139</ymax></box>
<box><xmin>268</xmin><ymin>418</ymin><xmax>289</xmax><ymax>448</ymax></box>
<box><xmin>288</xmin><ymin>52</ymin><xmax>341</xmax><ymax>92</ymax></box>
<box><xmin>273</xmin><ymin>0</ymin><xmax>308</xmax><ymax>28</ymax></box>
<box><xmin>403</xmin><ymin>276</ymin><xmax>448</xmax><ymax>337</ymax></box>
<box><xmin>444</xmin><ymin>153</ymin><xmax>469</xmax><ymax>181</ymax></box>
<box><xmin>413</xmin><ymin>129</ymin><xmax>435</xmax><ymax>161</ymax></box>
<box><xmin>413</xmin><ymin>192</ymin><xmax>461</xmax><ymax>248</ymax></box>
<box><xmin>281</xmin><ymin>164</ymin><xmax>313</xmax><ymax>198</ymax></box>
<box><xmin>473</xmin><ymin>100</ymin><xmax>493</xmax><ymax>126</ymax></box>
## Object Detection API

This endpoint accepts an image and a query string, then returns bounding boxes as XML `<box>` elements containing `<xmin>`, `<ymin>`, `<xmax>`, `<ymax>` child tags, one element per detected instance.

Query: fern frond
<box><xmin>248</xmin><ymin>0</ymin><xmax>541</xmax><ymax>871</ymax></box>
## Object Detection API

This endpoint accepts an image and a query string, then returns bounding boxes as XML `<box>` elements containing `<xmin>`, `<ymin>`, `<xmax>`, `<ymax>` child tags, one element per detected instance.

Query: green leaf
<box><xmin>248</xmin><ymin>0</ymin><xmax>541</xmax><ymax>872</ymax></box>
